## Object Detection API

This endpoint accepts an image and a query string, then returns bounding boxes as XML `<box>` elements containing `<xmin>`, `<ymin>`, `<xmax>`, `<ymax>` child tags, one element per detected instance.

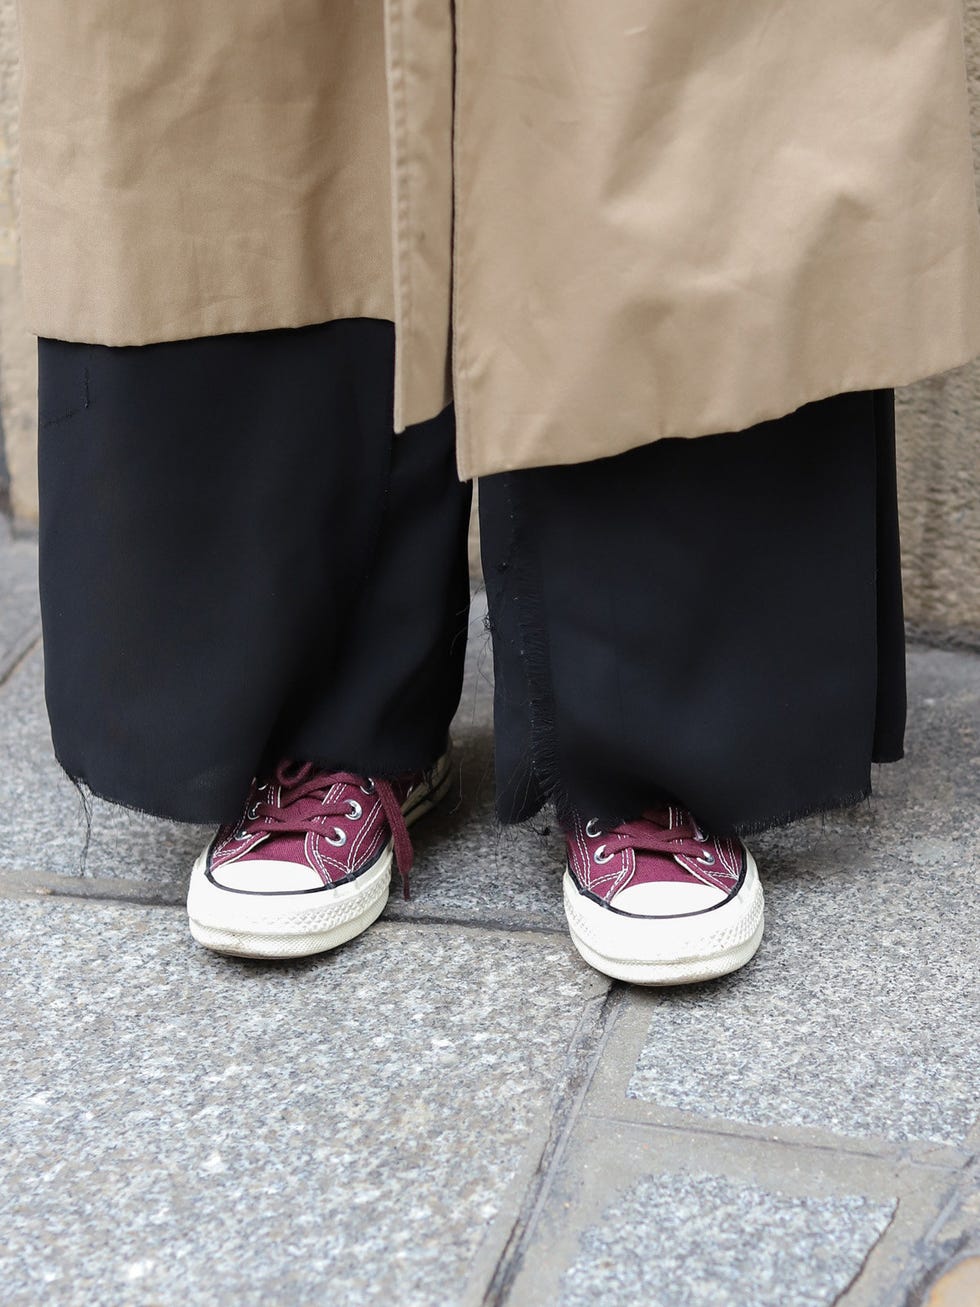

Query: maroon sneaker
<box><xmin>187</xmin><ymin>750</ymin><xmax>453</xmax><ymax>958</ymax></box>
<box><xmin>562</xmin><ymin>805</ymin><xmax>764</xmax><ymax>984</ymax></box>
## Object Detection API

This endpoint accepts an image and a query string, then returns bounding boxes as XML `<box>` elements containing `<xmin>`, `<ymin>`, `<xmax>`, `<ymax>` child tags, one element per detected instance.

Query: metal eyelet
<box><xmin>697</xmin><ymin>851</ymin><xmax>716</xmax><ymax>866</ymax></box>
<box><xmin>346</xmin><ymin>799</ymin><xmax>363</xmax><ymax>821</ymax></box>
<box><xmin>325</xmin><ymin>827</ymin><xmax>347</xmax><ymax>847</ymax></box>
<box><xmin>693</xmin><ymin>826</ymin><xmax>708</xmax><ymax>843</ymax></box>
<box><xmin>234</xmin><ymin>828</ymin><xmax>249</xmax><ymax>842</ymax></box>
<box><xmin>247</xmin><ymin>802</ymin><xmax>261</xmax><ymax>820</ymax></box>
<box><xmin>585</xmin><ymin>818</ymin><xmax>603</xmax><ymax>839</ymax></box>
<box><xmin>593</xmin><ymin>844</ymin><xmax>614</xmax><ymax>864</ymax></box>
<box><xmin>360</xmin><ymin>779</ymin><xmax>376</xmax><ymax>796</ymax></box>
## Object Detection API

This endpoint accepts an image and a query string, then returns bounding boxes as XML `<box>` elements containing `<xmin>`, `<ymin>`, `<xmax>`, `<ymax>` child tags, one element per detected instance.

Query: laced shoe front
<box><xmin>562</xmin><ymin>805</ymin><xmax>764</xmax><ymax>985</ymax></box>
<box><xmin>187</xmin><ymin>750</ymin><xmax>453</xmax><ymax>958</ymax></box>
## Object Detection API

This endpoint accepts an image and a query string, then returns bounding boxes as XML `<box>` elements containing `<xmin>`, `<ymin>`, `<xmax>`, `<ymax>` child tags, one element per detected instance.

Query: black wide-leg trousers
<box><xmin>36</xmin><ymin>318</ymin><xmax>905</xmax><ymax>835</ymax></box>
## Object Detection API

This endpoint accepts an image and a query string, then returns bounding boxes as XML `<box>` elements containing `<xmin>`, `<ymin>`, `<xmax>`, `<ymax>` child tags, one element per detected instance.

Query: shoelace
<box><xmin>250</xmin><ymin>760</ymin><xmax>416</xmax><ymax>899</ymax></box>
<box><xmin>585</xmin><ymin>806</ymin><xmax>717</xmax><ymax>872</ymax></box>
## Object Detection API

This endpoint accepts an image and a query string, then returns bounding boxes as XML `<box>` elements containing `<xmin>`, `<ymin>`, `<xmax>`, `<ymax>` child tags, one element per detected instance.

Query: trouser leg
<box><xmin>479</xmin><ymin>389</ymin><xmax>906</xmax><ymax>835</ymax></box>
<box><xmin>37</xmin><ymin>319</ymin><xmax>472</xmax><ymax>825</ymax></box>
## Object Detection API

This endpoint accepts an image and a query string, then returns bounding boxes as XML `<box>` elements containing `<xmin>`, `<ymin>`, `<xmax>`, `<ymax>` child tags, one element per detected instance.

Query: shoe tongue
<box><xmin>238</xmin><ymin>833</ymin><xmax>287</xmax><ymax>863</ymax></box>
<box><xmin>607</xmin><ymin>807</ymin><xmax>704</xmax><ymax>885</ymax></box>
<box><xmin>239</xmin><ymin>782</ymin><xmax>346</xmax><ymax>863</ymax></box>
<box><xmin>627</xmin><ymin>850</ymin><xmax>703</xmax><ymax>886</ymax></box>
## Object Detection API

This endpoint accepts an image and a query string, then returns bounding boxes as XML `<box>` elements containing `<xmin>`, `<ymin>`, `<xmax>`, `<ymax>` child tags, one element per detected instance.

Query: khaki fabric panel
<box><xmin>15</xmin><ymin>0</ymin><xmax>980</xmax><ymax>476</ymax></box>
<box><xmin>451</xmin><ymin>0</ymin><xmax>980</xmax><ymax>477</ymax></box>
<box><xmin>384</xmin><ymin>0</ymin><xmax>454</xmax><ymax>432</ymax></box>
<box><xmin>17</xmin><ymin>0</ymin><xmax>394</xmax><ymax>344</ymax></box>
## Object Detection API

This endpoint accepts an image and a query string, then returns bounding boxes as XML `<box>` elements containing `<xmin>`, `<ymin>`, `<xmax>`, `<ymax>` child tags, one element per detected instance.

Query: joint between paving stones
<box><xmin>481</xmin><ymin>983</ymin><xmax>629</xmax><ymax>1307</ymax></box>
<box><xmin>834</xmin><ymin>1202</ymin><xmax>900</xmax><ymax>1305</ymax></box>
<box><xmin>386</xmin><ymin>908</ymin><xmax>564</xmax><ymax>936</ymax></box>
<box><xmin>578</xmin><ymin>1110</ymin><xmax>973</xmax><ymax>1173</ymax></box>
<box><xmin>0</xmin><ymin>878</ymin><xmax>574</xmax><ymax>941</ymax></box>
<box><xmin>0</xmin><ymin>630</ymin><xmax>40</xmax><ymax>689</ymax></box>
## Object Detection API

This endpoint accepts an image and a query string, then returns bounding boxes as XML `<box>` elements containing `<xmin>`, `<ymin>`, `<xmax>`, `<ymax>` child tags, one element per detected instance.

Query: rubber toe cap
<box><xmin>610</xmin><ymin>880</ymin><xmax>729</xmax><ymax>916</ymax></box>
<box><xmin>209</xmin><ymin>859</ymin><xmax>325</xmax><ymax>893</ymax></box>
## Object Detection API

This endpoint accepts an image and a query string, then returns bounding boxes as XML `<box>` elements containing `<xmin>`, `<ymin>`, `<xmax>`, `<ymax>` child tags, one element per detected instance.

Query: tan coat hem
<box><xmin>454</xmin><ymin>336</ymin><xmax>980</xmax><ymax>481</ymax></box>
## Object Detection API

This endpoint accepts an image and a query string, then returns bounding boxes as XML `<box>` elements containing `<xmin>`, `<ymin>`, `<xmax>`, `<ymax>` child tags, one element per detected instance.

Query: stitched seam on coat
<box><xmin>384</xmin><ymin>0</ymin><xmax>413</xmax><ymax>433</ymax></box>
<box><xmin>448</xmin><ymin>0</ymin><xmax>471</xmax><ymax>478</ymax></box>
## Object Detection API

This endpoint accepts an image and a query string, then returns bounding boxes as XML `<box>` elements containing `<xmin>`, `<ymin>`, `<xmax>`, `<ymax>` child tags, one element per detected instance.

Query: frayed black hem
<box><xmin>723</xmin><ymin>783</ymin><xmax>876</xmax><ymax>839</ymax></box>
<box><xmin>53</xmin><ymin>754</ymin><xmax>224</xmax><ymax>828</ymax></box>
<box><xmin>52</xmin><ymin>740</ymin><xmax>454</xmax><ymax>833</ymax></box>
<box><xmin>495</xmin><ymin>762</ymin><xmax>905</xmax><ymax>841</ymax></box>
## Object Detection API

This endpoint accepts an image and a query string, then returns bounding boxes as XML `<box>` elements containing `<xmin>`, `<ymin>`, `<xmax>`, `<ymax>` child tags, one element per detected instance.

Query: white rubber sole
<box><xmin>563</xmin><ymin>850</ymin><xmax>765</xmax><ymax>985</ymax></box>
<box><xmin>187</xmin><ymin>753</ymin><xmax>454</xmax><ymax>959</ymax></box>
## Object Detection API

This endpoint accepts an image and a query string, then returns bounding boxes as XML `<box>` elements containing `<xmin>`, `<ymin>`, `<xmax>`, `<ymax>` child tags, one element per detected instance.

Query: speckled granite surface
<box><xmin>557</xmin><ymin>1174</ymin><xmax>894</xmax><ymax>1307</ymax></box>
<box><xmin>0</xmin><ymin>901</ymin><xmax>603</xmax><ymax>1306</ymax></box>
<box><xmin>0</xmin><ymin>516</ymin><xmax>39</xmax><ymax>677</ymax></box>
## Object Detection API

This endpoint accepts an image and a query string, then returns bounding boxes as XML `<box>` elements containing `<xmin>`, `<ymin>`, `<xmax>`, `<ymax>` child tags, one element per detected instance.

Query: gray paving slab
<box><xmin>0</xmin><ymin>898</ymin><xmax>607</xmax><ymax>1307</ymax></box>
<box><xmin>502</xmin><ymin>1119</ymin><xmax>947</xmax><ymax>1307</ymax></box>
<box><xmin>0</xmin><ymin>517</ymin><xmax>41</xmax><ymax>679</ymax></box>
<box><xmin>580</xmin><ymin>1001</ymin><xmax>972</xmax><ymax>1172</ymax></box>
<box><xmin>0</xmin><ymin>595</ymin><xmax>565</xmax><ymax>926</ymax></box>
<box><xmin>556</xmin><ymin>1173</ymin><xmax>892</xmax><ymax>1307</ymax></box>
<box><xmin>623</xmin><ymin>886</ymin><xmax>979</xmax><ymax>1148</ymax></box>
<box><xmin>623</xmin><ymin>858</ymin><xmax>979</xmax><ymax>1146</ymax></box>
<box><xmin>621</xmin><ymin>859</ymin><xmax>980</xmax><ymax>1146</ymax></box>
<box><xmin>622</xmin><ymin>880</ymin><xmax>980</xmax><ymax>1146</ymax></box>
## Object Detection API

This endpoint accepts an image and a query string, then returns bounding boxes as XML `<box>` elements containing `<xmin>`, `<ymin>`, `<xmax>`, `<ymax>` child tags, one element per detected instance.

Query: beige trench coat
<box><xmin>15</xmin><ymin>1</ymin><xmax>980</xmax><ymax>479</ymax></box>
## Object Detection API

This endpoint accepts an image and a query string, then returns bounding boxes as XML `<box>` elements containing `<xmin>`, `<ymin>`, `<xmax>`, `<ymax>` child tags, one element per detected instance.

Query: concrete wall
<box><xmin>891</xmin><ymin>0</ymin><xmax>980</xmax><ymax>649</ymax></box>
<box><xmin>2</xmin><ymin>0</ymin><xmax>980</xmax><ymax>645</ymax></box>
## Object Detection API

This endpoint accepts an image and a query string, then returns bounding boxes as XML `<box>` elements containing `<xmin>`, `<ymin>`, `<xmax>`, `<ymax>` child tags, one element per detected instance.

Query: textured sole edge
<box><xmin>563</xmin><ymin>852</ymin><xmax>765</xmax><ymax>986</ymax></box>
<box><xmin>187</xmin><ymin>850</ymin><xmax>393</xmax><ymax>959</ymax></box>
<box><xmin>188</xmin><ymin>886</ymin><xmax>390</xmax><ymax>960</ymax></box>
<box><xmin>186</xmin><ymin>752</ymin><xmax>454</xmax><ymax>960</ymax></box>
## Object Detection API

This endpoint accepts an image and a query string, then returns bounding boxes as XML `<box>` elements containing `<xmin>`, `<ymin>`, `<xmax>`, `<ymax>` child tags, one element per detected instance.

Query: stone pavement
<box><xmin>1</xmin><ymin>515</ymin><xmax>979</xmax><ymax>1307</ymax></box>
